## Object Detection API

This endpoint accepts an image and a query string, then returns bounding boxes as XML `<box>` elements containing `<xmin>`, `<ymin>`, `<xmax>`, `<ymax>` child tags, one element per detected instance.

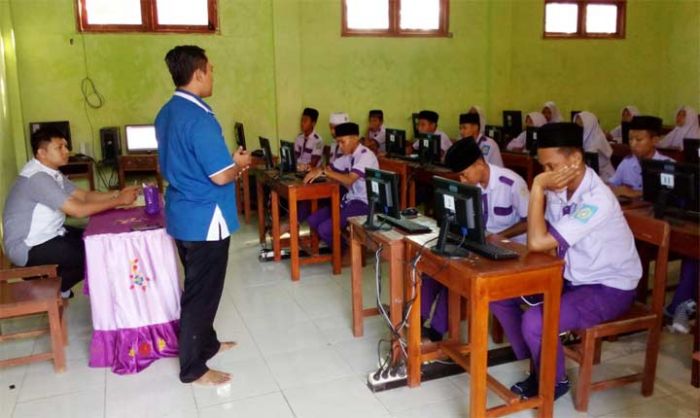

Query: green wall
<box><xmin>4</xmin><ymin>0</ymin><xmax>699</xmax><ymax>184</ymax></box>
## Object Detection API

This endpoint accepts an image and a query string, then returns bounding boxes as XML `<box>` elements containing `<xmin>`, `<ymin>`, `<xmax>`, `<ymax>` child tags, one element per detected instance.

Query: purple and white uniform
<box><xmin>294</xmin><ymin>130</ymin><xmax>324</xmax><ymax>166</ymax></box>
<box><xmin>608</xmin><ymin>151</ymin><xmax>674</xmax><ymax>191</ymax></box>
<box><xmin>368</xmin><ymin>125</ymin><xmax>386</xmax><ymax>153</ymax></box>
<box><xmin>476</xmin><ymin>135</ymin><xmax>504</xmax><ymax>167</ymax></box>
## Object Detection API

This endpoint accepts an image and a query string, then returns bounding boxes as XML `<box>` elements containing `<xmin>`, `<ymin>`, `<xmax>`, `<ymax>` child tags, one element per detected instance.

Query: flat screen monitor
<box><xmin>621</xmin><ymin>122</ymin><xmax>631</xmax><ymax>145</ymax></box>
<box><xmin>385</xmin><ymin>128</ymin><xmax>407</xmax><ymax>156</ymax></box>
<box><xmin>431</xmin><ymin>176</ymin><xmax>486</xmax><ymax>257</ymax></box>
<box><xmin>584</xmin><ymin>152</ymin><xmax>599</xmax><ymax>174</ymax></box>
<box><xmin>29</xmin><ymin>121</ymin><xmax>72</xmax><ymax>151</ymax></box>
<box><xmin>234</xmin><ymin>122</ymin><xmax>246</xmax><ymax>150</ymax></box>
<box><xmin>125</xmin><ymin>125</ymin><xmax>158</xmax><ymax>153</ymax></box>
<box><xmin>417</xmin><ymin>133</ymin><xmax>441</xmax><ymax>165</ymax></box>
<box><xmin>485</xmin><ymin>125</ymin><xmax>503</xmax><ymax>146</ymax></box>
<box><xmin>642</xmin><ymin>159</ymin><xmax>699</xmax><ymax>219</ymax></box>
<box><xmin>364</xmin><ymin>168</ymin><xmax>401</xmax><ymax>230</ymax></box>
<box><xmin>683</xmin><ymin>138</ymin><xmax>700</xmax><ymax>165</ymax></box>
<box><xmin>258</xmin><ymin>137</ymin><xmax>274</xmax><ymax>169</ymax></box>
<box><xmin>411</xmin><ymin>113</ymin><xmax>420</xmax><ymax>139</ymax></box>
<box><xmin>526</xmin><ymin>127</ymin><xmax>540</xmax><ymax>156</ymax></box>
<box><xmin>279</xmin><ymin>140</ymin><xmax>296</xmax><ymax>174</ymax></box>
<box><xmin>502</xmin><ymin>111</ymin><xmax>522</xmax><ymax>137</ymax></box>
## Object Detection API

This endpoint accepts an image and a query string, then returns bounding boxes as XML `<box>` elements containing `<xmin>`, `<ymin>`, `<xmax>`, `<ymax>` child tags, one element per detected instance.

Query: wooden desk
<box><xmin>501</xmin><ymin>152</ymin><xmax>541</xmax><ymax>188</ymax></box>
<box><xmin>118</xmin><ymin>154</ymin><xmax>163</xmax><ymax>191</ymax></box>
<box><xmin>405</xmin><ymin>228</ymin><xmax>564</xmax><ymax>418</ymax></box>
<box><xmin>255</xmin><ymin>170</ymin><xmax>342</xmax><ymax>281</ymax></box>
<box><xmin>60</xmin><ymin>160</ymin><xmax>95</xmax><ymax>191</ymax></box>
<box><xmin>378</xmin><ymin>156</ymin><xmax>416</xmax><ymax>209</ymax></box>
<box><xmin>236</xmin><ymin>156</ymin><xmax>268</xmax><ymax>224</ymax></box>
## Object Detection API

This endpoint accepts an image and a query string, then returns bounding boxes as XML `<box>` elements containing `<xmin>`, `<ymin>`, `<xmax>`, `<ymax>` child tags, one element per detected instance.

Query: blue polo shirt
<box><xmin>155</xmin><ymin>89</ymin><xmax>239</xmax><ymax>241</ymax></box>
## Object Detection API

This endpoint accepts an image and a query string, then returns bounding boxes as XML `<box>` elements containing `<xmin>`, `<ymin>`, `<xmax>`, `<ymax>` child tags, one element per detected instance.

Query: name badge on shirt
<box><xmin>573</xmin><ymin>204</ymin><xmax>598</xmax><ymax>224</ymax></box>
<box><xmin>480</xmin><ymin>144</ymin><xmax>491</xmax><ymax>155</ymax></box>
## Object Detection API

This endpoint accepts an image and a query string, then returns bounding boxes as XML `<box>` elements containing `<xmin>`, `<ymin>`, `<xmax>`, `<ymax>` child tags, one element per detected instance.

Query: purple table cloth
<box><xmin>83</xmin><ymin>207</ymin><xmax>181</xmax><ymax>374</ymax></box>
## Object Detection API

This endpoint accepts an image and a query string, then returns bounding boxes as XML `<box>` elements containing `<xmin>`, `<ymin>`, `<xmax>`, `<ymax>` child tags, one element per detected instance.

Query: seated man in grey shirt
<box><xmin>2</xmin><ymin>127</ymin><xmax>139</xmax><ymax>297</ymax></box>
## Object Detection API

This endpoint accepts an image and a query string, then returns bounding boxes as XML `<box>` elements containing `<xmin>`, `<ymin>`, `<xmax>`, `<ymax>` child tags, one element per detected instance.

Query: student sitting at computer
<box><xmin>305</xmin><ymin>122</ymin><xmax>378</xmax><ymax>252</ymax></box>
<box><xmin>410</xmin><ymin>110</ymin><xmax>452</xmax><ymax>159</ymax></box>
<box><xmin>491</xmin><ymin>122</ymin><xmax>642</xmax><ymax>401</ymax></box>
<box><xmin>328</xmin><ymin>112</ymin><xmax>350</xmax><ymax>164</ymax></box>
<box><xmin>608</xmin><ymin>116</ymin><xmax>672</xmax><ymax>198</ymax></box>
<box><xmin>460</xmin><ymin>111</ymin><xmax>504</xmax><ymax>167</ymax></box>
<box><xmin>2</xmin><ymin>127</ymin><xmax>139</xmax><ymax>298</ymax></box>
<box><xmin>365</xmin><ymin>109</ymin><xmax>385</xmax><ymax>154</ymax></box>
<box><xmin>506</xmin><ymin>112</ymin><xmax>547</xmax><ymax>152</ymax></box>
<box><xmin>574</xmin><ymin>111</ymin><xmax>615</xmax><ymax>181</ymax></box>
<box><xmin>420</xmin><ymin>137</ymin><xmax>529</xmax><ymax>341</ymax></box>
<box><xmin>542</xmin><ymin>101</ymin><xmax>563</xmax><ymax>123</ymax></box>
<box><xmin>658</xmin><ymin>105</ymin><xmax>700</xmax><ymax>149</ymax></box>
<box><xmin>295</xmin><ymin>107</ymin><xmax>324</xmax><ymax>169</ymax></box>
<box><xmin>606</xmin><ymin>105</ymin><xmax>639</xmax><ymax>143</ymax></box>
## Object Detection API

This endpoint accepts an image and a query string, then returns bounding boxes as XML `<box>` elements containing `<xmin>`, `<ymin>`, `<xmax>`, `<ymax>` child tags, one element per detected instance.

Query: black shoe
<box><xmin>554</xmin><ymin>378</ymin><xmax>570</xmax><ymax>400</ymax></box>
<box><xmin>511</xmin><ymin>374</ymin><xmax>538</xmax><ymax>398</ymax></box>
<box><xmin>421</xmin><ymin>326</ymin><xmax>444</xmax><ymax>342</ymax></box>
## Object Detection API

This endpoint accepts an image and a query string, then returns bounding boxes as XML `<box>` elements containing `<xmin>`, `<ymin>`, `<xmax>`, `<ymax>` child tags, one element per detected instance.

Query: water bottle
<box><xmin>143</xmin><ymin>184</ymin><xmax>160</xmax><ymax>216</ymax></box>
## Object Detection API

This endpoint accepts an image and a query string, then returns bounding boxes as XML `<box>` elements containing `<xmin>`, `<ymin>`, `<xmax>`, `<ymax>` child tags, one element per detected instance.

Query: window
<box><xmin>76</xmin><ymin>0</ymin><xmax>218</xmax><ymax>33</ymax></box>
<box><xmin>342</xmin><ymin>0</ymin><xmax>449</xmax><ymax>37</ymax></box>
<box><xmin>543</xmin><ymin>0</ymin><xmax>625</xmax><ymax>39</ymax></box>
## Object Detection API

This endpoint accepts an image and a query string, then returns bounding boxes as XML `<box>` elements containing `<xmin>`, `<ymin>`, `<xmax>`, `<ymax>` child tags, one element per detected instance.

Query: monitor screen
<box><xmin>584</xmin><ymin>152</ymin><xmax>599</xmax><ymax>174</ymax></box>
<box><xmin>417</xmin><ymin>133</ymin><xmax>441</xmax><ymax>164</ymax></box>
<box><xmin>526</xmin><ymin>127</ymin><xmax>540</xmax><ymax>156</ymax></box>
<box><xmin>485</xmin><ymin>125</ymin><xmax>504</xmax><ymax>148</ymax></box>
<box><xmin>234</xmin><ymin>122</ymin><xmax>246</xmax><ymax>150</ymax></box>
<box><xmin>125</xmin><ymin>125</ymin><xmax>158</xmax><ymax>153</ymax></box>
<box><xmin>29</xmin><ymin>121</ymin><xmax>72</xmax><ymax>151</ymax></box>
<box><xmin>642</xmin><ymin>159</ymin><xmax>699</xmax><ymax>219</ymax></box>
<box><xmin>279</xmin><ymin>140</ymin><xmax>296</xmax><ymax>174</ymax></box>
<box><xmin>385</xmin><ymin>128</ymin><xmax>406</xmax><ymax>156</ymax></box>
<box><xmin>621</xmin><ymin>122</ymin><xmax>631</xmax><ymax>145</ymax></box>
<box><xmin>432</xmin><ymin>176</ymin><xmax>486</xmax><ymax>257</ymax></box>
<box><xmin>258</xmin><ymin>137</ymin><xmax>273</xmax><ymax>169</ymax></box>
<box><xmin>683</xmin><ymin>138</ymin><xmax>700</xmax><ymax>165</ymax></box>
<box><xmin>364</xmin><ymin>168</ymin><xmax>401</xmax><ymax>230</ymax></box>
<box><xmin>502</xmin><ymin>111</ymin><xmax>522</xmax><ymax>136</ymax></box>
<box><xmin>411</xmin><ymin>113</ymin><xmax>420</xmax><ymax>139</ymax></box>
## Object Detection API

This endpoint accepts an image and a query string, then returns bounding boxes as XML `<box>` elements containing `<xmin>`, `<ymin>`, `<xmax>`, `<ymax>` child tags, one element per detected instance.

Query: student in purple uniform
<box><xmin>305</xmin><ymin>122</ymin><xmax>378</xmax><ymax>251</ymax></box>
<box><xmin>294</xmin><ymin>108</ymin><xmax>324</xmax><ymax>169</ymax></box>
<box><xmin>659</xmin><ymin>106</ymin><xmax>700</xmax><ymax>149</ymax></box>
<box><xmin>465</xmin><ymin>109</ymin><xmax>504</xmax><ymax>167</ymax></box>
<box><xmin>491</xmin><ymin>122</ymin><xmax>642</xmax><ymax>401</ymax></box>
<box><xmin>411</xmin><ymin>110</ymin><xmax>453</xmax><ymax>159</ymax></box>
<box><xmin>421</xmin><ymin>137</ymin><xmax>529</xmax><ymax>341</ymax></box>
<box><xmin>365</xmin><ymin>109</ymin><xmax>386</xmax><ymax>154</ymax></box>
<box><xmin>506</xmin><ymin>112</ymin><xmax>547</xmax><ymax>152</ymax></box>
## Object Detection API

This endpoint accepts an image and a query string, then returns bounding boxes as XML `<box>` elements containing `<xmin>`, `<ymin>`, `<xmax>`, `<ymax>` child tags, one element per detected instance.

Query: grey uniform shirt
<box><xmin>2</xmin><ymin>159</ymin><xmax>76</xmax><ymax>266</ymax></box>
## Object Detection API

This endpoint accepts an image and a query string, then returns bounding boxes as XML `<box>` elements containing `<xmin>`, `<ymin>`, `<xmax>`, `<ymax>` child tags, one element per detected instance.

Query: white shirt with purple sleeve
<box><xmin>478</xmin><ymin>164</ymin><xmax>529</xmax><ymax>244</ymax></box>
<box><xmin>608</xmin><ymin>151</ymin><xmax>674</xmax><ymax>191</ymax></box>
<box><xmin>337</xmin><ymin>144</ymin><xmax>379</xmax><ymax>205</ymax></box>
<box><xmin>294</xmin><ymin>130</ymin><xmax>324</xmax><ymax>166</ymax></box>
<box><xmin>477</xmin><ymin>135</ymin><xmax>504</xmax><ymax>167</ymax></box>
<box><xmin>545</xmin><ymin>167</ymin><xmax>642</xmax><ymax>290</ymax></box>
<box><xmin>369</xmin><ymin>126</ymin><xmax>386</xmax><ymax>153</ymax></box>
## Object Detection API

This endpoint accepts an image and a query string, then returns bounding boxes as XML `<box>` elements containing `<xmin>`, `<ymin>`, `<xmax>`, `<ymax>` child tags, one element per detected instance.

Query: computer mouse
<box><xmin>401</xmin><ymin>207</ymin><xmax>418</xmax><ymax>218</ymax></box>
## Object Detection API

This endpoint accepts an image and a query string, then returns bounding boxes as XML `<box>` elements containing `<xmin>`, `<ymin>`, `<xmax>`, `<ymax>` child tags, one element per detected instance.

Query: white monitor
<box><xmin>125</xmin><ymin>125</ymin><xmax>158</xmax><ymax>153</ymax></box>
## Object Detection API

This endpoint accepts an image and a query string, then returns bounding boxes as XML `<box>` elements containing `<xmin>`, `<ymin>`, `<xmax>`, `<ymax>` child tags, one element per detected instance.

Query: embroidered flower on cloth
<box><xmin>129</xmin><ymin>258</ymin><xmax>151</xmax><ymax>291</ymax></box>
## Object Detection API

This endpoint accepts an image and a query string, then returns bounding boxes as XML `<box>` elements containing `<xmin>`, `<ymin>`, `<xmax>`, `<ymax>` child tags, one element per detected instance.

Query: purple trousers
<box><xmin>490</xmin><ymin>282</ymin><xmax>635</xmax><ymax>381</ymax></box>
<box><xmin>421</xmin><ymin>275</ymin><xmax>450</xmax><ymax>334</ymax></box>
<box><xmin>667</xmin><ymin>259</ymin><xmax>699</xmax><ymax>313</ymax></box>
<box><xmin>307</xmin><ymin>199</ymin><xmax>369</xmax><ymax>250</ymax></box>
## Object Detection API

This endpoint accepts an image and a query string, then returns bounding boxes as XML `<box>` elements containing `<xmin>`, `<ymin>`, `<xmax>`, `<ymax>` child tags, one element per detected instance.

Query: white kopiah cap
<box><xmin>329</xmin><ymin>112</ymin><xmax>349</xmax><ymax>126</ymax></box>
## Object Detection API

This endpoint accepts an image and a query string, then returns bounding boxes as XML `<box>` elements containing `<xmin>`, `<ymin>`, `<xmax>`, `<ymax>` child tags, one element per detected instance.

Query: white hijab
<box><xmin>506</xmin><ymin>112</ymin><xmax>547</xmax><ymax>151</ymax></box>
<box><xmin>542</xmin><ymin>101</ymin><xmax>562</xmax><ymax>123</ymax></box>
<box><xmin>659</xmin><ymin>106</ymin><xmax>700</xmax><ymax>149</ymax></box>
<box><xmin>577</xmin><ymin>111</ymin><xmax>615</xmax><ymax>181</ymax></box>
<box><xmin>469</xmin><ymin>105</ymin><xmax>486</xmax><ymax>135</ymax></box>
<box><xmin>609</xmin><ymin>105</ymin><xmax>640</xmax><ymax>143</ymax></box>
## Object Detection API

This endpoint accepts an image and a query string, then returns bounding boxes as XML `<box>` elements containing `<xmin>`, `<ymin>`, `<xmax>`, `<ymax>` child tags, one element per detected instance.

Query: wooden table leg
<box><xmin>289</xmin><ymin>191</ymin><xmax>300</xmax><ymax>281</ymax></box>
<box><xmin>243</xmin><ymin>170</ymin><xmax>252</xmax><ymax>224</ymax></box>
<box><xmin>448</xmin><ymin>288</ymin><xmax>460</xmax><ymax>343</ymax></box>
<box><xmin>408</xmin><ymin>178</ymin><xmax>416</xmax><ymax>208</ymax></box>
<box><xmin>351</xmin><ymin>226</ymin><xmax>364</xmax><ymax>337</ymax></box>
<box><xmin>271</xmin><ymin>190</ymin><xmax>281</xmax><ymax>261</ymax></box>
<box><xmin>257</xmin><ymin>177</ymin><xmax>266</xmax><ymax>245</ymax></box>
<box><xmin>407</xmin><ymin>261</ymin><xmax>422</xmax><ymax>387</ymax></box>
<box><xmin>469</xmin><ymin>280</ymin><xmax>489</xmax><ymax>418</ymax></box>
<box><xmin>331</xmin><ymin>188</ymin><xmax>341</xmax><ymax>275</ymax></box>
<box><xmin>389</xmin><ymin>243</ymin><xmax>405</xmax><ymax>363</ymax></box>
<box><xmin>537</xmin><ymin>272</ymin><xmax>562</xmax><ymax>418</ymax></box>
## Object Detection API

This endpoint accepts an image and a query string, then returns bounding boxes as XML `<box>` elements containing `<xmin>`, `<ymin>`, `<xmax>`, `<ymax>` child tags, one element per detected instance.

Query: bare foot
<box><xmin>193</xmin><ymin>369</ymin><xmax>231</xmax><ymax>386</ymax></box>
<box><xmin>218</xmin><ymin>341</ymin><xmax>238</xmax><ymax>353</ymax></box>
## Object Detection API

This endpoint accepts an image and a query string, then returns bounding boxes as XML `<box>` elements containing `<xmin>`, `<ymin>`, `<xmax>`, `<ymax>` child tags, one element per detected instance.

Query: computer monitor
<box><xmin>683</xmin><ymin>138</ymin><xmax>700</xmax><ymax>165</ymax></box>
<box><xmin>526</xmin><ymin>127</ymin><xmax>540</xmax><ymax>156</ymax></box>
<box><xmin>502</xmin><ymin>111</ymin><xmax>522</xmax><ymax>137</ymax></box>
<box><xmin>411</xmin><ymin>113</ymin><xmax>420</xmax><ymax>139</ymax></box>
<box><xmin>279</xmin><ymin>140</ymin><xmax>296</xmax><ymax>174</ymax></box>
<box><xmin>571</xmin><ymin>111</ymin><xmax>581</xmax><ymax>122</ymax></box>
<box><xmin>386</xmin><ymin>129</ymin><xmax>407</xmax><ymax>156</ymax></box>
<box><xmin>417</xmin><ymin>133</ymin><xmax>441</xmax><ymax>165</ymax></box>
<box><xmin>125</xmin><ymin>125</ymin><xmax>158</xmax><ymax>153</ymax></box>
<box><xmin>234</xmin><ymin>122</ymin><xmax>246</xmax><ymax>150</ymax></box>
<box><xmin>485</xmin><ymin>125</ymin><xmax>504</xmax><ymax>147</ymax></box>
<box><xmin>642</xmin><ymin>159</ymin><xmax>699</xmax><ymax>220</ymax></box>
<box><xmin>364</xmin><ymin>168</ymin><xmax>401</xmax><ymax>230</ymax></box>
<box><xmin>258</xmin><ymin>137</ymin><xmax>274</xmax><ymax>169</ymax></box>
<box><xmin>583</xmin><ymin>152</ymin><xmax>599</xmax><ymax>174</ymax></box>
<box><xmin>621</xmin><ymin>122</ymin><xmax>631</xmax><ymax>145</ymax></box>
<box><xmin>28</xmin><ymin>121</ymin><xmax>72</xmax><ymax>151</ymax></box>
<box><xmin>431</xmin><ymin>176</ymin><xmax>485</xmax><ymax>257</ymax></box>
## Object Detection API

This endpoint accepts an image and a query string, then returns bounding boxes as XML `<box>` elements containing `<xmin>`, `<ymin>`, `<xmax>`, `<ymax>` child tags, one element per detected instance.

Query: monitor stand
<box><xmin>364</xmin><ymin>197</ymin><xmax>392</xmax><ymax>231</ymax></box>
<box><xmin>431</xmin><ymin>213</ymin><xmax>469</xmax><ymax>258</ymax></box>
<box><xmin>653</xmin><ymin>189</ymin><xmax>669</xmax><ymax>219</ymax></box>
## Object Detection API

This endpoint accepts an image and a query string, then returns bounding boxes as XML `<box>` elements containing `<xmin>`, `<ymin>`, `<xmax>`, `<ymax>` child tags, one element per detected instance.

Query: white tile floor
<box><xmin>1</xmin><ymin>221</ymin><xmax>698</xmax><ymax>418</ymax></box>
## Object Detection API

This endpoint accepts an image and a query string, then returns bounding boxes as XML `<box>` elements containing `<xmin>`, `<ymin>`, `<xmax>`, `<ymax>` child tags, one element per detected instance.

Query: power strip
<box><xmin>367</xmin><ymin>362</ymin><xmax>407</xmax><ymax>390</ymax></box>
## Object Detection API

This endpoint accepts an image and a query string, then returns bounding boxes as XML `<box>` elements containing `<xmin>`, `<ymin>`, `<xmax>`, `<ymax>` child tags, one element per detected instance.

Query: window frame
<box><xmin>543</xmin><ymin>0</ymin><xmax>626</xmax><ymax>40</ymax></box>
<box><xmin>75</xmin><ymin>0</ymin><xmax>219</xmax><ymax>34</ymax></box>
<box><xmin>341</xmin><ymin>0</ymin><xmax>450</xmax><ymax>38</ymax></box>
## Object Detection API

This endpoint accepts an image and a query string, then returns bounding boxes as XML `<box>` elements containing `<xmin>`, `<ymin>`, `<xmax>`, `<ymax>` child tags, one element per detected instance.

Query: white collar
<box><xmin>173</xmin><ymin>91</ymin><xmax>213</xmax><ymax>114</ymax></box>
<box><xmin>20</xmin><ymin>158</ymin><xmax>62</xmax><ymax>179</ymax></box>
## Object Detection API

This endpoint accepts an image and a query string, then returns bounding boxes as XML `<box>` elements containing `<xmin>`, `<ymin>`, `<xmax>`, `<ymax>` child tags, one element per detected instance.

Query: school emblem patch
<box><xmin>480</xmin><ymin>144</ymin><xmax>491</xmax><ymax>156</ymax></box>
<box><xmin>573</xmin><ymin>204</ymin><xmax>598</xmax><ymax>223</ymax></box>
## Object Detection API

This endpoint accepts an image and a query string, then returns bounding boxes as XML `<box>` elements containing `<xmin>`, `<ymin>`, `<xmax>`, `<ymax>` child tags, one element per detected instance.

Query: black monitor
<box><xmin>258</xmin><ymin>137</ymin><xmax>274</xmax><ymax>169</ymax></box>
<box><xmin>621</xmin><ymin>122</ymin><xmax>631</xmax><ymax>145</ymax></box>
<box><xmin>29</xmin><ymin>121</ymin><xmax>72</xmax><ymax>151</ymax></box>
<box><xmin>584</xmin><ymin>152</ymin><xmax>599</xmax><ymax>174</ymax></box>
<box><xmin>279</xmin><ymin>140</ymin><xmax>296</xmax><ymax>174</ymax></box>
<box><xmin>485</xmin><ymin>125</ymin><xmax>504</xmax><ymax>147</ymax></box>
<box><xmin>234</xmin><ymin>122</ymin><xmax>246</xmax><ymax>150</ymax></box>
<box><xmin>385</xmin><ymin>128</ymin><xmax>407</xmax><ymax>156</ymax></box>
<box><xmin>571</xmin><ymin>111</ymin><xmax>581</xmax><ymax>122</ymax></box>
<box><xmin>526</xmin><ymin>127</ymin><xmax>540</xmax><ymax>156</ymax></box>
<box><xmin>411</xmin><ymin>113</ymin><xmax>420</xmax><ymax>139</ymax></box>
<box><xmin>502</xmin><ymin>111</ymin><xmax>522</xmax><ymax>137</ymax></box>
<box><xmin>417</xmin><ymin>133</ymin><xmax>441</xmax><ymax>165</ymax></box>
<box><xmin>431</xmin><ymin>176</ymin><xmax>486</xmax><ymax>257</ymax></box>
<box><xmin>125</xmin><ymin>125</ymin><xmax>158</xmax><ymax>153</ymax></box>
<box><xmin>364</xmin><ymin>168</ymin><xmax>401</xmax><ymax>230</ymax></box>
<box><xmin>642</xmin><ymin>159</ymin><xmax>699</xmax><ymax>220</ymax></box>
<box><xmin>683</xmin><ymin>138</ymin><xmax>700</xmax><ymax>165</ymax></box>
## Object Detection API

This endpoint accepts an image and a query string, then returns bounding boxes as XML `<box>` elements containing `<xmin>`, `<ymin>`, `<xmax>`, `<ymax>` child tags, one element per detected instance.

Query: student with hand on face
<box><xmin>295</xmin><ymin>107</ymin><xmax>324</xmax><ymax>170</ymax></box>
<box><xmin>411</xmin><ymin>110</ymin><xmax>453</xmax><ymax>159</ymax></box>
<box><xmin>506</xmin><ymin>112</ymin><xmax>547</xmax><ymax>152</ymax></box>
<box><xmin>460</xmin><ymin>111</ymin><xmax>503</xmax><ymax>167</ymax></box>
<box><xmin>491</xmin><ymin>122</ymin><xmax>641</xmax><ymax>402</ymax></box>
<box><xmin>574</xmin><ymin>111</ymin><xmax>615</xmax><ymax>181</ymax></box>
<box><xmin>658</xmin><ymin>106</ymin><xmax>700</xmax><ymax>149</ymax></box>
<box><xmin>607</xmin><ymin>105</ymin><xmax>639</xmax><ymax>143</ymax></box>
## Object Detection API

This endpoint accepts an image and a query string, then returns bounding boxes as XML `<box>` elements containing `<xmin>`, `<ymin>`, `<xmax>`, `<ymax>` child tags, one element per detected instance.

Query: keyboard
<box><xmin>376</xmin><ymin>214</ymin><xmax>431</xmax><ymax>234</ymax></box>
<box><xmin>461</xmin><ymin>240</ymin><xmax>519</xmax><ymax>260</ymax></box>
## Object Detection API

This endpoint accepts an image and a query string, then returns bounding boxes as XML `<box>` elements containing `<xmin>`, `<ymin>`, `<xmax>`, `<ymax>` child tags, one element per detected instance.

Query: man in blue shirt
<box><xmin>156</xmin><ymin>45</ymin><xmax>251</xmax><ymax>386</ymax></box>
